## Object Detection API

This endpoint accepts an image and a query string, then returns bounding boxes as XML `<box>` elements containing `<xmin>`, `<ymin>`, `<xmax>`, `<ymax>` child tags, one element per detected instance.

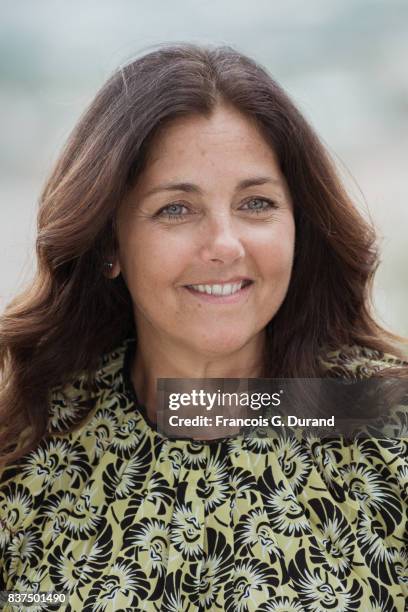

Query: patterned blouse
<box><xmin>0</xmin><ymin>339</ymin><xmax>407</xmax><ymax>612</ymax></box>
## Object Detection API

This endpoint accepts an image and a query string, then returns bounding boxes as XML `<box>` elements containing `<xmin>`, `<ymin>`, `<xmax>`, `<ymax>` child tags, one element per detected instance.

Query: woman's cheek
<box><xmin>129</xmin><ymin>241</ymin><xmax>188</xmax><ymax>298</ymax></box>
<box><xmin>250</xmin><ymin>226</ymin><xmax>294</xmax><ymax>270</ymax></box>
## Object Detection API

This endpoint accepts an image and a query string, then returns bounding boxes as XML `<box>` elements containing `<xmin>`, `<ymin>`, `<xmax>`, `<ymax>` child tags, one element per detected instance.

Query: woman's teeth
<box><xmin>188</xmin><ymin>282</ymin><xmax>245</xmax><ymax>296</ymax></box>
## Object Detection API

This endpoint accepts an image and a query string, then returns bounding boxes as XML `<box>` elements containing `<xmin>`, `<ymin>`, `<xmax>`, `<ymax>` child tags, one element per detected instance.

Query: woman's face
<box><xmin>115</xmin><ymin>104</ymin><xmax>295</xmax><ymax>357</ymax></box>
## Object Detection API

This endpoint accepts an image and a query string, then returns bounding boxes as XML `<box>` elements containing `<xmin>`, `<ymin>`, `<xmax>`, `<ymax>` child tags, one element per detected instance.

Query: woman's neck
<box><xmin>131</xmin><ymin>331</ymin><xmax>265</xmax><ymax>424</ymax></box>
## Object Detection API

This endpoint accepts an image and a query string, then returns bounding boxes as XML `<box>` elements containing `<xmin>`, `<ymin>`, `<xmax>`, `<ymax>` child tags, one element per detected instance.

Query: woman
<box><xmin>0</xmin><ymin>43</ymin><xmax>407</xmax><ymax>611</ymax></box>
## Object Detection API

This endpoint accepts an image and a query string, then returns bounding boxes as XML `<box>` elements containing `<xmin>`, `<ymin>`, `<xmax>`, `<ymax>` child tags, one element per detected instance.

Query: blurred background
<box><xmin>1</xmin><ymin>0</ymin><xmax>407</xmax><ymax>335</ymax></box>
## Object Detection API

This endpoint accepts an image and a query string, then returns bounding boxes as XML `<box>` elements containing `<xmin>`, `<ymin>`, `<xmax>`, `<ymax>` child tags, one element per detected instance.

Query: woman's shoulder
<box><xmin>54</xmin><ymin>337</ymin><xmax>131</xmax><ymax>393</ymax></box>
<box><xmin>47</xmin><ymin>338</ymin><xmax>133</xmax><ymax>433</ymax></box>
<box><xmin>0</xmin><ymin>340</ymin><xmax>135</xmax><ymax>538</ymax></box>
<box><xmin>318</xmin><ymin>343</ymin><xmax>407</xmax><ymax>442</ymax></box>
<box><xmin>318</xmin><ymin>343</ymin><xmax>407</xmax><ymax>378</ymax></box>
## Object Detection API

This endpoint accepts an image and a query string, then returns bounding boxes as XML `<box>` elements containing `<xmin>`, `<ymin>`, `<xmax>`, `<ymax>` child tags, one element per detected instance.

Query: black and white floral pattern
<box><xmin>0</xmin><ymin>340</ymin><xmax>406</xmax><ymax>611</ymax></box>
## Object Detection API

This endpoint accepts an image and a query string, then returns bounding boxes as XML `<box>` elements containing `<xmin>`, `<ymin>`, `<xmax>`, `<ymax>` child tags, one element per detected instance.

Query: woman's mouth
<box><xmin>183</xmin><ymin>279</ymin><xmax>253</xmax><ymax>303</ymax></box>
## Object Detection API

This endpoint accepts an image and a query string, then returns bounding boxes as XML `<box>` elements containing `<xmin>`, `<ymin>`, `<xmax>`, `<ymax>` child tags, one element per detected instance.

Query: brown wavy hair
<box><xmin>0</xmin><ymin>42</ymin><xmax>406</xmax><ymax>466</ymax></box>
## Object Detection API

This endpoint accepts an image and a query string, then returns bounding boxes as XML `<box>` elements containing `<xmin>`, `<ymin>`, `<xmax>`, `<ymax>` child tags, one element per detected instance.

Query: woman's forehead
<box><xmin>146</xmin><ymin>104</ymin><xmax>273</xmax><ymax>158</ymax></box>
<box><xmin>134</xmin><ymin>108</ymin><xmax>284</xmax><ymax>194</ymax></box>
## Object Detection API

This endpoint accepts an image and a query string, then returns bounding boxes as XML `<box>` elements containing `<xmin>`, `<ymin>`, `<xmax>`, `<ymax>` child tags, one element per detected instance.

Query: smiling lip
<box><xmin>183</xmin><ymin>279</ymin><xmax>253</xmax><ymax>304</ymax></box>
<box><xmin>184</xmin><ymin>277</ymin><xmax>252</xmax><ymax>285</ymax></box>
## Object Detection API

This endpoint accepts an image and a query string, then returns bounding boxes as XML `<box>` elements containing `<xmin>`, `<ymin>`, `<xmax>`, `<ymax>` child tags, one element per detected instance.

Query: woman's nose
<box><xmin>198</xmin><ymin>212</ymin><xmax>245</xmax><ymax>264</ymax></box>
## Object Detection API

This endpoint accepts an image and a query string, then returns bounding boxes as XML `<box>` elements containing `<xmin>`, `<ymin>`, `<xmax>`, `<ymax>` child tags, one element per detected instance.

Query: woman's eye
<box><xmin>155</xmin><ymin>197</ymin><xmax>276</xmax><ymax>221</ymax></box>
<box><xmin>156</xmin><ymin>203</ymin><xmax>190</xmax><ymax>221</ymax></box>
<box><xmin>240</xmin><ymin>198</ymin><xmax>276</xmax><ymax>213</ymax></box>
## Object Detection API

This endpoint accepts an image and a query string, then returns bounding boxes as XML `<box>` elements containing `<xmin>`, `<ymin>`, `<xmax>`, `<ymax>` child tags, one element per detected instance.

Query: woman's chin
<box><xmin>184</xmin><ymin>332</ymin><xmax>257</xmax><ymax>360</ymax></box>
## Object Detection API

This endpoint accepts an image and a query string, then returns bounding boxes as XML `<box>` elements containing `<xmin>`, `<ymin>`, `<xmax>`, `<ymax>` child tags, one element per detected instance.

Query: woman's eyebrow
<box><xmin>143</xmin><ymin>176</ymin><xmax>283</xmax><ymax>199</ymax></box>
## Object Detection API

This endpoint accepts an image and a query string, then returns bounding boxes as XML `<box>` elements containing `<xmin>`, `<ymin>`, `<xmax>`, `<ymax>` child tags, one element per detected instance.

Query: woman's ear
<box><xmin>102</xmin><ymin>220</ymin><xmax>121</xmax><ymax>278</ymax></box>
<box><xmin>103</xmin><ymin>258</ymin><xmax>121</xmax><ymax>279</ymax></box>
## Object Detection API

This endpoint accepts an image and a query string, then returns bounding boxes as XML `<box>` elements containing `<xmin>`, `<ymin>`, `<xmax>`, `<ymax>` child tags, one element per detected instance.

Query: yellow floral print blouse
<box><xmin>0</xmin><ymin>339</ymin><xmax>407</xmax><ymax>611</ymax></box>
